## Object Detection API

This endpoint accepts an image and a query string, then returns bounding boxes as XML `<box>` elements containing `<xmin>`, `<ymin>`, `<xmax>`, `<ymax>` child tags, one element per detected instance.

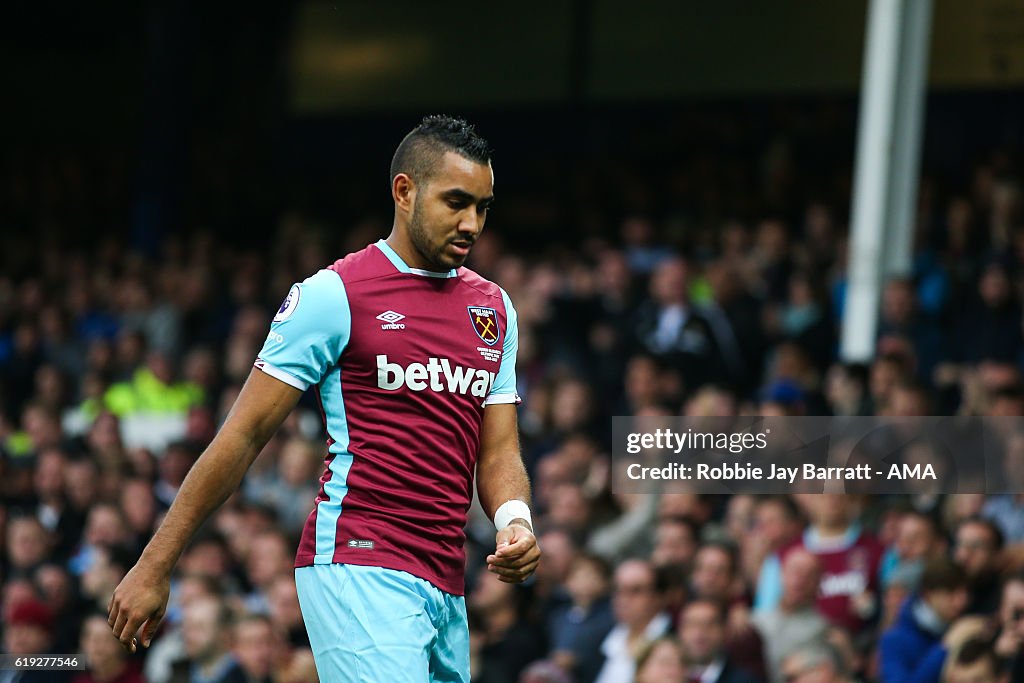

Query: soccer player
<box><xmin>107</xmin><ymin>115</ymin><xmax>540</xmax><ymax>682</ymax></box>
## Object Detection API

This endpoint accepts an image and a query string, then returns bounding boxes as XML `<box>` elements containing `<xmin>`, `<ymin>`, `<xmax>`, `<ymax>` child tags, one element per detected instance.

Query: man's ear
<box><xmin>393</xmin><ymin>173</ymin><xmax>415</xmax><ymax>212</ymax></box>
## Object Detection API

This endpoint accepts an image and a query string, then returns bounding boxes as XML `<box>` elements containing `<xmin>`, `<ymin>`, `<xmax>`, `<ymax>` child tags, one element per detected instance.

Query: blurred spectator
<box><xmin>634</xmin><ymin>636</ymin><xmax>686</xmax><ymax>683</ymax></box>
<box><xmin>877</xmin><ymin>559</ymin><xmax>970</xmax><ymax>683</ymax></box>
<box><xmin>252</xmin><ymin>437</ymin><xmax>319</xmax><ymax>534</ymax></box>
<box><xmin>651</xmin><ymin>516</ymin><xmax>699</xmax><ymax>571</ymax></box>
<box><xmin>633</xmin><ymin>257</ymin><xmax>727</xmax><ymax>390</ymax></box>
<box><xmin>776</xmin><ymin>495</ymin><xmax>883</xmax><ymax>635</ymax></box>
<box><xmin>549</xmin><ymin>553</ymin><xmax>615</xmax><ymax>683</ymax></box>
<box><xmin>5</xmin><ymin>514</ymin><xmax>52</xmax><ymax>576</ymax></box>
<box><xmin>230</xmin><ymin>614</ymin><xmax>278</xmax><ymax>683</ymax></box>
<box><xmin>779</xmin><ymin>643</ymin><xmax>853</xmax><ymax>683</ymax></box>
<box><xmin>469</xmin><ymin>568</ymin><xmax>546</xmax><ymax>683</ymax></box>
<box><xmin>752</xmin><ymin>496</ymin><xmax>805</xmax><ymax>611</ymax></box>
<box><xmin>953</xmin><ymin>517</ymin><xmax>1004</xmax><ymax>615</ymax></box>
<box><xmin>879</xmin><ymin>510</ymin><xmax>946</xmax><ymax>592</ymax></box>
<box><xmin>594</xmin><ymin>559</ymin><xmax>670</xmax><ymax>683</ymax></box>
<box><xmin>690</xmin><ymin>541</ymin><xmax>767</xmax><ymax>679</ymax></box>
<box><xmin>169</xmin><ymin>595</ymin><xmax>244</xmax><ymax>683</ymax></box>
<box><xmin>752</xmin><ymin>549</ymin><xmax>830</xmax><ymax>683</ymax></box>
<box><xmin>72</xmin><ymin>613</ymin><xmax>145</xmax><ymax>683</ymax></box>
<box><xmin>241</xmin><ymin>530</ymin><xmax>293</xmax><ymax>615</ymax></box>
<box><xmin>678</xmin><ymin>599</ymin><xmax>759</xmax><ymax>683</ymax></box>
<box><xmin>993</xmin><ymin>573</ymin><xmax>1024</xmax><ymax>680</ymax></box>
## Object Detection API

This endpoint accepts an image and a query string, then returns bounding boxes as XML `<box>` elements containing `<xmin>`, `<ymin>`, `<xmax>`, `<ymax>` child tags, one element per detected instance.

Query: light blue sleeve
<box><xmin>753</xmin><ymin>553</ymin><xmax>783</xmax><ymax>613</ymax></box>
<box><xmin>484</xmin><ymin>287</ymin><xmax>521</xmax><ymax>405</ymax></box>
<box><xmin>255</xmin><ymin>270</ymin><xmax>350</xmax><ymax>391</ymax></box>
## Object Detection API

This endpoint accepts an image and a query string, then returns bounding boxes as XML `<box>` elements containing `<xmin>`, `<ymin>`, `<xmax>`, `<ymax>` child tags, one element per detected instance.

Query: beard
<box><xmin>407</xmin><ymin>199</ymin><xmax>469</xmax><ymax>271</ymax></box>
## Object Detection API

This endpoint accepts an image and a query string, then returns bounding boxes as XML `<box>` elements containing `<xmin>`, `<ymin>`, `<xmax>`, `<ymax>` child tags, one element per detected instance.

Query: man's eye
<box><xmin>448</xmin><ymin>201</ymin><xmax>465</xmax><ymax>210</ymax></box>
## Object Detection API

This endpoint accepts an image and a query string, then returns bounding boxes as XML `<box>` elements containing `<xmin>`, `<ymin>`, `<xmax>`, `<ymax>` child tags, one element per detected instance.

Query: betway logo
<box><xmin>377</xmin><ymin>355</ymin><xmax>495</xmax><ymax>398</ymax></box>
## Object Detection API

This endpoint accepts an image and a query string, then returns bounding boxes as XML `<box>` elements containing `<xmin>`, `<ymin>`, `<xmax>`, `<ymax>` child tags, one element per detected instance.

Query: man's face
<box><xmin>182</xmin><ymin>599</ymin><xmax>225</xmax><ymax>661</ymax></box>
<box><xmin>955</xmin><ymin>523</ymin><xmax>997</xmax><ymax>578</ymax></box>
<box><xmin>679</xmin><ymin>602</ymin><xmax>723</xmax><ymax>666</ymax></box>
<box><xmin>81</xmin><ymin>617</ymin><xmax>123</xmax><ymax>671</ymax></box>
<box><xmin>691</xmin><ymin>547</ymin><xmax>732</xmax><ymax>601</ymax></box>
<box><xmin>612</xmin><ymin>561</ymin><xmax>660</xmax><ymax>629</ymax></box>
<box><xmin>927</xmin><ymin>587</ymin><xmax>969</xmax><ymax>623</ymax></box>
<box><xmin>781</xmin><ymin>550</ymin><xmax>821</xmax><ymax>609</ymax></box>
<box><xmin>407</xmin><ymin>151</ymin><xmax>494</xmax><ymax>271</ymax></box>
<box><xmin>652</xmin><ymin>521</ymin><xmax>696</xmax><ymax>568</ymax></box>
<box><xmin>234</xmin><ymin>620</ymin><xmax>275</xmax><ymax>677</ymax></box>
<box><xmin>896</xmin><ymin>516</ymin><xmax>936</xmax><ymax>561</ymax></box>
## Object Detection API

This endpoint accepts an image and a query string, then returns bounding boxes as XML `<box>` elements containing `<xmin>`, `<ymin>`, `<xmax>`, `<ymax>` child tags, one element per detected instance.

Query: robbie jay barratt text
<box><xmin>625</xmin><ymin>462</ymin><xmax>937</xmax><ymax>482</ymax></box>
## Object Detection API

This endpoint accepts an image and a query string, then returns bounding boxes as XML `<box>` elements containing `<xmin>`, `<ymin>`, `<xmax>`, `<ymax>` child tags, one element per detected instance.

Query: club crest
<box><xmin>468</xmin><ymin>306</ymin><xmax>500</xmax><ymax>345</ymax></box>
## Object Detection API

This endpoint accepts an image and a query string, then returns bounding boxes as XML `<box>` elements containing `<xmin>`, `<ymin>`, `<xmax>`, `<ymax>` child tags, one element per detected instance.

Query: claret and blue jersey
<box><xmin>254</xmin><ymin>240</ymin><xmax>519</xmax><ymax>595</ymax></box>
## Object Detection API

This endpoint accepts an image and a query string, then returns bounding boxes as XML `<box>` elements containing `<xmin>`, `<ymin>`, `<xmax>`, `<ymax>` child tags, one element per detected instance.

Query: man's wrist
<box><xmin>507</xmin><ymin>517</ymin><xmax>533</xmax><ymax>532</ymax></box>
<box><xmin>494</xmin><ymin>499</ymin><xmax>533</xmax><ymax>531</ymax></box>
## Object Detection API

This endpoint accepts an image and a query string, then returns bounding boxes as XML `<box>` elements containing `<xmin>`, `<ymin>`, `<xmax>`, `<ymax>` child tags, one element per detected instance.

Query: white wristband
<box><xmin>493</xmin><ymin>500</ymin><xmax>533</xmax><ymax>531</ymax></box>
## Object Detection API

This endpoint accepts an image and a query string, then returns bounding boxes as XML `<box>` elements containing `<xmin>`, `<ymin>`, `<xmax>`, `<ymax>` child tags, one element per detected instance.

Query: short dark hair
<box><xmin>390</xmin><ymin>115</ymin><xmax>491</xmax><ymax>186</ymax></box>
<box><xmin>681</xmin><ymin>597</ymin><xmax>727</xmax><ymax>625</ymax></box>
<box><xmin>919</xmin><ymin>558</ymin><xmax>968</xmax><ymax>594</ymax></box>
<box><xmin>757</xmin><ymin>495</ymin><xmax>803</xmax><ymax>522</ymax></box>
<box><xmin>697</xmin><ymin>540</ymin><xmax>739</xmax><ymax>578</ymax></box>
<box><xmin>657</xmin><ymin>515</ymin><xmax>701</xmax><ymax>542</ymax></box>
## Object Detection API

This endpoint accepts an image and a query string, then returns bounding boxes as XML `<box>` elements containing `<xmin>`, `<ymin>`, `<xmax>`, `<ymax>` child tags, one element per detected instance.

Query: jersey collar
<box><xmin>375</xmin><ymin>240</ymin><xmax>458</xmax><ymax>278</ymax></box>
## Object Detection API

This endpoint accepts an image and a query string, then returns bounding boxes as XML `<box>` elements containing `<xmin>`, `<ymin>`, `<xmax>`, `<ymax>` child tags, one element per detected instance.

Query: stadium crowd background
<box><xmin>5</xmin><ymin>4</ymin><xmax>1024</xmax><ymax>683</ymax></box>
<box><xmin>3</xmin><ymin>99</ymin><xmax>1024</xmax><ymax>683</ymax></box>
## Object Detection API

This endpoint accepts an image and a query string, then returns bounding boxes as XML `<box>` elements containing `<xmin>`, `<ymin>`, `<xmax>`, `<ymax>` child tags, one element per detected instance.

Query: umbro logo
<box><xmin>376</xmin><ymin>310</ymin><xmax>406</xmax><ymax>330</ymax></box>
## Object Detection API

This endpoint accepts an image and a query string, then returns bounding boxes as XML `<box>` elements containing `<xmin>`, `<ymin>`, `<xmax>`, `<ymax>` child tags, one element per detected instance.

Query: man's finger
<box><xmin>490</xmin><ymin>542</ymin><xmax>541</xmax><ymax>565</ymax></box>
<box><xmin>140</xmin><ymin>613</ymin><xmax>163</xmax><ymax>649</ymax></box>
<box><xmin>493</xmin><ymin>540</ymin><xmax>536</xmax><ymax>561</ymax></box>
<box><xmin>487</xmin><ymin>563</ymin><xmax>527</xmax><ymax>580</ymax></box>
<box><xmin>116</xmin><ymin>614</ymin><xmax>144</xmax><ymax>653</ymax></box>
<box><xmin>111</xmin><ymin>611</ymin><xmax>129</xmax><ymax>640</ymax></box>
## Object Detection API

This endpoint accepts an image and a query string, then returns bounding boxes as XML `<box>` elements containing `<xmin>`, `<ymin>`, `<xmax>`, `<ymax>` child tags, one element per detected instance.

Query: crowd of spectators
<box><xmin>2</xmin><ymin>103</ymin><xmax>1024</xmax><ymax>683</ymax></box>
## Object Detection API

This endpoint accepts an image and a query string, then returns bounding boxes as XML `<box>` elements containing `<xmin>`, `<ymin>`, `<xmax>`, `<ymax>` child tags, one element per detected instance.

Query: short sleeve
<box><xmin>484</xmin><ymin>287</ymin><xmax>521</xmax><ymax>406</ymax></box>
<box><xmin>255</xmin><ymin>269</ymin><xmax>350</xmax><ymax>391</ymax></box>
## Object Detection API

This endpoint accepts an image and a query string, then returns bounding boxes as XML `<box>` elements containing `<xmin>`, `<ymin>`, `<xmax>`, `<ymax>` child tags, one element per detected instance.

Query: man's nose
<box><xmin>459</xmin><ymin>208</ymin><xmax>483</xmax><ymax>235</ymax></box>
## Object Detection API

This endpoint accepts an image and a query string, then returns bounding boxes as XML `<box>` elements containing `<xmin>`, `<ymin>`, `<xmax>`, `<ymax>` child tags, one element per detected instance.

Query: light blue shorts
<box><xmin>294</xmin><ymin>563</ymin><xmax>469</xmax><ymax>683</ymax></box>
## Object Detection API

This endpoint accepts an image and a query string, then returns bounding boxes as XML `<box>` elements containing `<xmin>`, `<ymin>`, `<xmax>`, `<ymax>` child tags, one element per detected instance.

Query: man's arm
<box><xmin>108</xmin><ymin>368</ymin><xmax>303</xmax><ymax>651</ymax></box>
<box><xmin>476</xmin><ymin>403</ymin><xmax>541</xmax><ymax>583</ymax></box>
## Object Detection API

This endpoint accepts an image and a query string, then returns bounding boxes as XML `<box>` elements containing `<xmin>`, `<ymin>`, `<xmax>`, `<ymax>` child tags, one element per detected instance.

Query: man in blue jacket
<box><xmin>878</xmin><ymin>558</ymin><xmax>970</xmax><ymax>683</ymax></box>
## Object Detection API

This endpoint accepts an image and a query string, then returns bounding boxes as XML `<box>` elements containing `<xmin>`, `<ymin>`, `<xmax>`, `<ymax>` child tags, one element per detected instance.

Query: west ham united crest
<box><xmin>468</xmin><ymin>306</ymin><xmax>500</xmax><ymax>345</ymax></box>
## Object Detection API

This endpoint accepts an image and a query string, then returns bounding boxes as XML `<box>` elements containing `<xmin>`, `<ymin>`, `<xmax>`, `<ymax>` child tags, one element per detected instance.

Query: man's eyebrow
<box><xmin>441</xmin><ymin>189</ymin><xmax>495</xmax><ymax>207</ymax></box>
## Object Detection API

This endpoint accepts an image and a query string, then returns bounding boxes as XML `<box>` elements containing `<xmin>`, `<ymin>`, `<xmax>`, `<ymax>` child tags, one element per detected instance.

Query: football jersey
<box><xmin>780</xmin><ymin>524</ymin><xmax>884</xmax><ymax>633</ymax></box>
<box><xmin>255</xmin><ymin>240</ymin><xmax>520</xmax><ymax>595</ymax></box>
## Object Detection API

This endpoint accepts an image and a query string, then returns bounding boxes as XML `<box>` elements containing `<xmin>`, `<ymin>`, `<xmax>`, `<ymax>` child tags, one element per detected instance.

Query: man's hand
<box><xmin>943</xmin><ymin>616</ymin><xmax>993</xmax><ymax>650</ymax></box>
<box><xmin>107</xmin><ymin>562</ymin><xmax>171</xmax><ymax>653</ymax></box>
<box><xmin>486</xmin><ymin>521</ymin><xmax>541</xmax><ymax>584</ymax></box>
